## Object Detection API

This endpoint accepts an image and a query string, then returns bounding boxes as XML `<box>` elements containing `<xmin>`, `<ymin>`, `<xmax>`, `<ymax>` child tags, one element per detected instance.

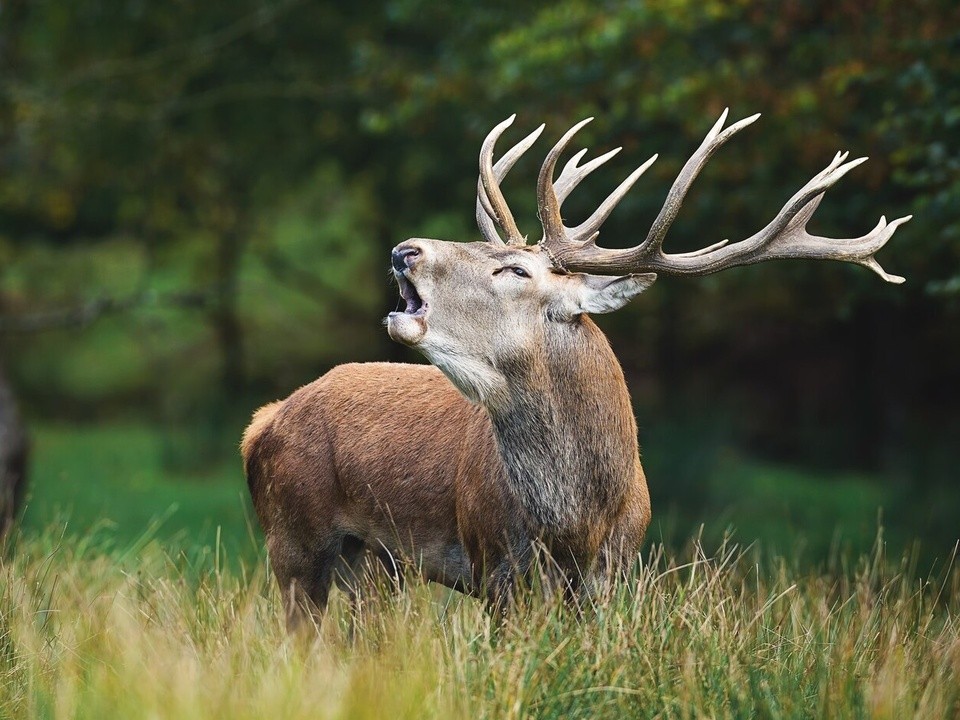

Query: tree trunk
<box><xmin>0</xmin><ymin>365</ymin><xmax>27</xmax><ymax>537</ymax></box>
<box><xmin>213</xmin><ymin>223</ymin><xmax>246</xmax><ymax>396</ymax></box>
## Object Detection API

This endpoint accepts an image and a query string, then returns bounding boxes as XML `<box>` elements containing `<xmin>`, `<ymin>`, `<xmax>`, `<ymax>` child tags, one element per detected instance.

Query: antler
<box><xmin>537</xmin><ymin>109</ymin><xmax>910</xmax><ymax>283</ymax></box>
<box><xmin>476</xmin><ymin>115</ymin><xmax>545</xmax><ymax>246</ymax></box>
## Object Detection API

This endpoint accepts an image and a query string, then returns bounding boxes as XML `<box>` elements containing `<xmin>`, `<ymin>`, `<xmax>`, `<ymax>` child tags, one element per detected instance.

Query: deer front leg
<box><xmin>480</xmin><ymin>533</ymin><xmax>538</xmax><ymax>617</ymax></box>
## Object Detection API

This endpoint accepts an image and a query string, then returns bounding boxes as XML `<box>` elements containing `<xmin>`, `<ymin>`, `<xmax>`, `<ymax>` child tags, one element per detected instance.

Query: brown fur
<box><xmin>244</xmin><ymin>358</ymin><xmax>649</xmax><ymax>627</ymax></box>
<box><xmin>241</xmin><ymin>401</ymin><xmax>281</xmax><ymax>464</ymax></box>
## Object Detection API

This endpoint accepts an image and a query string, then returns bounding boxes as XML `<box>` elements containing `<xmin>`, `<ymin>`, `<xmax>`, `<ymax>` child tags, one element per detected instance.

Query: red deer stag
<box><xmin>242</xmin><ymin>110</ymin><xmax>908</xmax><ymax>628</ymax></box>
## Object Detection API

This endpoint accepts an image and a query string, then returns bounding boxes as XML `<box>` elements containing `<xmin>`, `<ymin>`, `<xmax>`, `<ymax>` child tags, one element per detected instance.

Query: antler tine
<box><xmin>476</xmin><ymin>122</ymin><xmax>546</xmax><ymax>245</ymax></box>
<box><xmin>544</xmin><ymin>111</ymin><xmax>909</xmax><ymax>283</ymax></box>
<box><xmin>725</xmin><ymin>153</ymin><xmax>869</xmax><ymax>258</ymax></box>
<box><xmin>554</xmin><ymin>147</ymin><xmax>621</xmax><ymax>205</ymax></box>
<box><xmin>478</xmin><ymin>116</ymin><xmax>544</xmax><ymax>246</ymax></box>
<box><xmin>565</xmin><ymin>153</ymin><xmax>658</xmax><ymax>244</ymax></box>
<box><xmin>537</xmin><ymin>118</ymin><xmax>594</xmax><ymax>245</ymax></box>
<box><xmin>537</xmin><ymin>120</ymin><xmax>657</xmax><ymax>251</ymax></box>
<box><xmin>476</xmin><ymin>121</ymin><xmax>545</xmax><ymax>245</ymax></box>
<box><xmin>640</xmin><ymin>109</ymin><xmax>761</xmax><ymax>255</ymax></box>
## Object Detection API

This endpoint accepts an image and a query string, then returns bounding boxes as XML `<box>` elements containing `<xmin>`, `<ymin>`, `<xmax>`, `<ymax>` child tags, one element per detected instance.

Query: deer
<box><xmin>0</xmin><ymin>365</ymin><xmax>27</xmax><ymax>539</ymax></box>
<box><xmin>242</xmin><ymin>109</ymin><xmax>909</xmax><ymax>629</ymax></box>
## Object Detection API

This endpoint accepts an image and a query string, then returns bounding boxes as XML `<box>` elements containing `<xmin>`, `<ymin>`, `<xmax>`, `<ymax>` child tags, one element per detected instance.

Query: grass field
<box><xmin>4</xmin><ymin>423</ymin><xmax>958</xmax><ymax>717</ymax></box>
<box><xmin>2</xmin><ymin>526</ymin><xmax>958</xmax><ymax>718</ymax></box>
<box><xmin>18</xmin><ymin>423</ymin><xmax>255</xmax><ymax>557</ymax></box>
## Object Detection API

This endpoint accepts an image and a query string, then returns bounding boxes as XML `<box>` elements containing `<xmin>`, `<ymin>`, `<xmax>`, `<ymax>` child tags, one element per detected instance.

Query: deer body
<box><xmin>243</xmin><ymin>110</ymin><xmax>907</xmax><ymax>627</ymax></box>
<box><xmin>244</xmin><ymin>310</ymin><xmax>651</xmax><ymax>619</ymax></box>
<box><xmin>244</xmin><ymin>363</ymin><xmax>492</xmax><ymax>596</ymax></box>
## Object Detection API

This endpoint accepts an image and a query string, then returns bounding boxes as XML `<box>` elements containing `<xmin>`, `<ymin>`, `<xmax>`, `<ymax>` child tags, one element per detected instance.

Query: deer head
<box><xmin>386</xmin><ymin>111</ymin><xmax>910</xmax><ymax>406</ymax></box>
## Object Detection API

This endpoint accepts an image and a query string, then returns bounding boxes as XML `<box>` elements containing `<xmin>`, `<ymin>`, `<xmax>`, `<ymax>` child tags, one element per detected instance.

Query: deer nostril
<box><xmin>391</xmin><ymin>246</ymin><xmax>421</xmax><ymax>272</ymax></box>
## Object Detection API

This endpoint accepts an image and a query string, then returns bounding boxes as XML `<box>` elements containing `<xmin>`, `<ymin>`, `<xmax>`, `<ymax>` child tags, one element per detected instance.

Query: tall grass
<box><xmin>1</xmin><ymin>527</ymin><xmax>958</xmax><ymax>719</ymax></box>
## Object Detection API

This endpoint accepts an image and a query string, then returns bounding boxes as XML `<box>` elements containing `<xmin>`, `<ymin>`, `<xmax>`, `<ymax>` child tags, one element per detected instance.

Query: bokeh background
<box><xmin>1</xmin><ymin>0</ymin><xmax>957</xmax><ymax>565</ymax></box>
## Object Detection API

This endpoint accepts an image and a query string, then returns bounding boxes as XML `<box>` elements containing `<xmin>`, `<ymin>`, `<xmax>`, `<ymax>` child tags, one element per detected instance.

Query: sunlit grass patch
<box><xmin>1</xmin><ymin>525</ymin><xmax>957</xmax><ymax>719</ymax></box>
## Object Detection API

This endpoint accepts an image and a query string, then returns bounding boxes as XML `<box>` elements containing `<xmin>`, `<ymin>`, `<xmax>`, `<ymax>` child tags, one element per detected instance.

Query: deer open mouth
<box><xmin>396</xmin><ymin>273</ymin><xmax>426</xmax><ymax>316</ymax></box>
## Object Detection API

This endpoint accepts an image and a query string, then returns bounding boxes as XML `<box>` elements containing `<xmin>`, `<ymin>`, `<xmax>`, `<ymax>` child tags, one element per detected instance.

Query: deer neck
<box><xmin>485</xmin><ymin>316</ymin><xmax>638</xmax><ymax>536</ymax></box>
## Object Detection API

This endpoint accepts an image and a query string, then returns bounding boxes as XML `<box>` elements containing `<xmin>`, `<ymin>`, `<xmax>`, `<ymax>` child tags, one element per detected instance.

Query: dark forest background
<box><xmin>1</xmin><ymin>0</ymin><xmax>957</xmax><ymax>563</ymax></box>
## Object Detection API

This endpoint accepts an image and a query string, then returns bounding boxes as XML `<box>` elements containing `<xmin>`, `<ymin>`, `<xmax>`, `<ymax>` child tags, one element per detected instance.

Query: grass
<box><xmin>7</xmin><ymin>422</ymin><xmax>958</xmax><ymax>716</ymax></box>
<box><xmin>1</xmin><ymin>526</ymin><xmax>958</xmax><ymax>719</ymax></box>
<box><xmin>702</xmin><ymin>455</ymin><xmax>897</xmax><ymax>559</ymax></box>
<box><xmin>19</xmin><ymin>423</ymin><xmax>255</xmax><ymax>555</ymax></box>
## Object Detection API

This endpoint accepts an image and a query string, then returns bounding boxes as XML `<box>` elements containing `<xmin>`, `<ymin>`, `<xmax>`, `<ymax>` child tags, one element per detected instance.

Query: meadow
<box><xmin>2</xmin><ymin>520</ymin><xmax>958</xmax><ymax>718</ymax></box>
<box><xmin>2</xmin><ymin>423</ymin><xmax>958</xmax><ymax>718</ymax></box>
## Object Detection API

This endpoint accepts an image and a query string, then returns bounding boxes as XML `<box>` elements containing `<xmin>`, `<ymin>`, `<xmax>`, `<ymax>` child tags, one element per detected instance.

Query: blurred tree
<box><xmin>0</xmin><ymin>0</ymin><xmax>956</xmax><ymax>508</ymax></box>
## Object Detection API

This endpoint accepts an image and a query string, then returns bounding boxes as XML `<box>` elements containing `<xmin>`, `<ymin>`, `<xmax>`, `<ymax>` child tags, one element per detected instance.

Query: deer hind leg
<box><xmin>333</xmin><ymin>538</ymin><xmax>407</xmax><ymax>637</ymax></box>
<box><xmin>593</xmin><ymin>508</ymin><xmax>645</xmax><ymax>595</ymax></box>
<box><xmin>334</xmin><ymin>537</ymin><xmax>403</xmax><ymax>605</ymax></box>
<box><xmin>269</xmin><ymin>533</ymin><xmax>343</xmax><ymax>633</ymax></box>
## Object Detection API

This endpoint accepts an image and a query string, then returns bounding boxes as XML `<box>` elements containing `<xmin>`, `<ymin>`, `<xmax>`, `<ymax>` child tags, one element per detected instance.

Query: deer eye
<box><xmin>492</xmin><ymin>265</ymin><xmax>531</xmax><ymax>278</ymax></box>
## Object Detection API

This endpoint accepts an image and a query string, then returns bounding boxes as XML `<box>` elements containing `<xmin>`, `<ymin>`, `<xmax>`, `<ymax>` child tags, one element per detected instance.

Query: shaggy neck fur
<box><xmin>485</xmin><ymin>316</ymin><xmax>639</xmax><ymax>544</ymax></box>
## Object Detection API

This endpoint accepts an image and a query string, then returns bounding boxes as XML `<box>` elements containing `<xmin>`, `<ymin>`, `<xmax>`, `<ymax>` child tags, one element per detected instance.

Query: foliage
<box><xmin>0</xmin><ymin>2</ymin><xmax>958</xmax><ymax>563</ymax></box>
<box><xmin>1</xmin><ymin>524</ymin><xmax>958</xmax><ymax>718</ymax></box>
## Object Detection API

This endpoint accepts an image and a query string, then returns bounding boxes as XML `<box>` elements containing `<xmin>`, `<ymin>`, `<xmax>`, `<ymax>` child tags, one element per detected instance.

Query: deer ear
<box><xmin>571</xmin><ymin>272</ymin><xmax>658</xmax><ymax>315</ymax></box>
